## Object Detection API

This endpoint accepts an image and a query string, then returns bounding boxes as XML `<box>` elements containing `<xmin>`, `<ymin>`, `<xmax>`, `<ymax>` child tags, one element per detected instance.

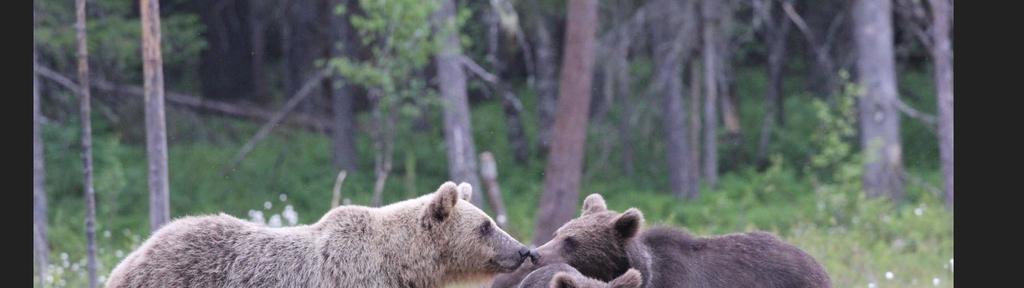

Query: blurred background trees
<box><xmin>33</xmin><ymin>0</ymin><xmax>953</xmax><ymax>287</ymax></box>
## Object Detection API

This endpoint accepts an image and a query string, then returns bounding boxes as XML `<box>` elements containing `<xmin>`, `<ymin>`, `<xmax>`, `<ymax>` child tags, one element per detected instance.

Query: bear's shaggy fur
<box><xmin>518</xmin><ymin>263</ymin><xmax>641</xmax><ymax>288</ymax></box>
<box><xmin>106</xmin><ymin>182</ymin><xmax>530</xmax><ymax>288</ymax></box>
<box><xmin>493</xmin><ymin>194</ymin><xmax>831</xmax><ymax>288</ymax></box>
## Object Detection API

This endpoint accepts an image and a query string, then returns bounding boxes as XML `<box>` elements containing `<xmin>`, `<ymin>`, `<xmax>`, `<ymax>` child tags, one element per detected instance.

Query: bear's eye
<box><xmin>478</xmin><ymin>220</ymin><xmax>493</xmax><ymax>236</ymax></box>
<box><xmin>562</xmin><ymin>237</ymin><xmax>577</xmax><ymax>253</ymax></box>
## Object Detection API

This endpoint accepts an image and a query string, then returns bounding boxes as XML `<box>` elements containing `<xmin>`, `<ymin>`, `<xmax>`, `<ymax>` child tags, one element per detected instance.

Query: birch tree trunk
<box><xmin>929</xmin><ymin>0</ymin><xmax>953</xmax><ymax>208</ymax></box>
<box><xmin>854</xmin><ymin>0</ymin><xmax>905</xmax><ymax>201</ymax></box>
<box><xmin>433</xmin><ymin>0</ymin><xmax>484</xmax><ymax>206</ymax></box>
<box><xmin>75</xmin><ymin>1</ymin><xmax>98</xmax><ymax>286</ymax></box>
<box><xmin>701</xmin><ymin>0</ymin><xmax>721</xmax><ymax>188</ymax></box>
<box><xmin>33</xmin><ymin>13</ymin><xmax>49</xmax><ymax>279</ymax></box>
<box><xmin>141</xmin><ymin>0</ymin><xmax>171</xmax><ymax>231</ymax></box>
<box><xmin>653</xmin><ymin>0</ymin><xmax>700</xmax><ymax>199</ymax></box>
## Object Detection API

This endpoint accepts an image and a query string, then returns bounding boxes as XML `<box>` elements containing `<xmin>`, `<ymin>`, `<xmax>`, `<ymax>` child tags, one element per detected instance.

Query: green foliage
<box><xmin>331</xmin><ymin>0</ymin><xmax>439</xmax><ymax>94</ymax></box>
<box><xmin>34</xmin><ymin>1</ymin><xmax>950</xmax><ymax>286</ymax></box>
<box><xmin>36</xmin><ymin>94</ymin><xmax>952</xmax><ymax>287</ymax></box>
<box><xmin>34</xmin><ymin>31</ymin><xmax>949</xmax><ymax>288</ymax></box>
<box><xmin>34</xmin><ymin>0</ymin><xmax>206</xmax><ymax>91</ymax></box>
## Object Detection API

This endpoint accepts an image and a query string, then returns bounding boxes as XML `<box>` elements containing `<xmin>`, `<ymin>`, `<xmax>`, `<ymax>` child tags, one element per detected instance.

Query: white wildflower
<box><xmin>283</xmin><ymin>205</ymin><xmax>298</xmax><ymax>226</ymax></box>
<box><xmin>280</xmin><ymin>194</ymin><xmax>288</xmax><ymax>202</ymax></box>
<box><xmin>264</xmin><ymin>201</ymin><xmax>273</xmax><ymax>210</ymax></box>
<box><xmin>268</xmin><ymin>215</ymin><xmax>283</xmax><ymax>227</ymax></box>
<box><xmin>885</xmin><ymin>271</ymin><xmax>894</xmax><ymax>280</ymax></box>
<box><xmin>933</xmin><ymin>277</ymin><xmax>941</xmax><ymax>286</ymax></box>
<box><xmin>248</xmin><ymin>210</ymin><xmax>265</xmax><ymax>224</ymax></box>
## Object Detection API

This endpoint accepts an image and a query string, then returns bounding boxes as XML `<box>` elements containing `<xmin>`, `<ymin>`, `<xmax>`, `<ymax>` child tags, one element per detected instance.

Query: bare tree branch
<box><xmin>597</xmin><ymin>1</ymin><xmax>653</xmax><ymax>58</ymax></box>
<box><xmin>222</xmin><ymin>67</ymin><xmax>331</xmax><ymax>175</ymax></box>
<box><xmin>35</xmin><ymin>65</ymin><xmax>82</xmax><ymax>94</ymax></box>
<box><xmin>36</xmin><ymin>65</ymin><xmax>331</xmax><ymax>131</ymax></box>
<box><xmin>460</xmin><ymin>55</ymin><xmax>499</xmax><ymax>84</ymax></box>
<box><xmin>479</xmin><ymin>152</ymin><xmax>509</xmax><ymax>229</ymax></box>
<box><xmin>331</xmin><ymin>170</ymin><xmax>348</xmax><ymax>209</ymax></box>
<box><xmin>894</xmin><ymin>97</ymin><xmax>938</xmax><ymax>128</ymax></box>
<box><xmin>782</xmin><ymin>1</ymin><xmax>818</xmax><ymax>48</ymax></box>
<box><xmin>782</xmin><ymin>1</ymin><xmax>838</xmax><ymax>93</ymax></box>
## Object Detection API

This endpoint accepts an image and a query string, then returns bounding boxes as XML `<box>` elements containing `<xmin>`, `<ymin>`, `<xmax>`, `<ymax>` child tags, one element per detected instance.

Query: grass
<box><xmin>33</xmin><ymin>69</ymin><xmax>952</xmax><ymax>287</ymax></box>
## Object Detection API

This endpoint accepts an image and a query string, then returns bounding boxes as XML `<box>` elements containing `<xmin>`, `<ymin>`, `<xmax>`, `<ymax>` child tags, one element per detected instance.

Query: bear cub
<box><xmin>518</xmin><ymin>263</ymin><xmax>642</xmax><ymax>288</ymax></box>
<box><xmin>495</xmin><ymin>193</ymin><xmax>832</xmax><ymax>288</ymax></box>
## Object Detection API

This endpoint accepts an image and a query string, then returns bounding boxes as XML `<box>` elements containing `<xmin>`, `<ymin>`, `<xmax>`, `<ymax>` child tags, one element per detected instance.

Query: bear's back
<box><xmin>106</xmin><ymin>214</ymin><xmax>274</xmax><ymax>288</ymax></box>
<box><xmin>640</xmin><ymin>227</ymin><xmax>831</xmax><ymax>288</ymax></box>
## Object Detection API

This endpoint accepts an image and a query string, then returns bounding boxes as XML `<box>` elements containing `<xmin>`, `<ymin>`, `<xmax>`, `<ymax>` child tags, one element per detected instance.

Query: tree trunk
<box><xmin>615</xmin><ymin>41</ymin><xmax>635</xmax><ymax>177</ymax></box>
<box><xmin>652</xmin><ymin>0</ymin><xmax>699</xmax><ymax>199</ymax></box>
<box><xmin>701</xmin><ymin>0</ymin><xmax>721</xmax><ymax>188</ymax></box>
<box><xmin>141</xmin><ymin>0</ymin><xmax>171</xmax><ymax>231</ymax></box>
<box><xmin>33</xmin><ymin>19</ymin><xmax>49</xmax><ymax>280</ymax></box>
<box><xmin>929</xmin><ymin>0</ymin><xmax>953</xmax><ymax>209</ymax></box>
<box><xmin>75</xmin><ymin>1</ymin><xmax>98</xmax><ymax>286</ymax></box>
<box><xmin>532</xmin><ymin>0</ymin><xmax>599</xmax><ymax>245</ymax></box>
<box><xmin>718</xmin><ymin>66</ymin><xmax>743</xmax><ymax>172</ymax></box>
<box><xmin>433</xmin><ymin>0</ymin><xmax>484</xmax><ymax>206</ymax></box>
<box><xmin>287</xmin><ymin>0</ymin><xmax>323</xmax><ymax>115</ymax></box>
<box><xmin>486</xmin><ymin>6</ymin><xmax>529</xmax><ymax>164</ymax></box>
<box><xmin>719</xmin><ymin>69</ymin><xmax>742</xmax><ymax>139</ymax></box>
<box><xmin>196</xmin><ymin>0</ymin><xmax>254</xmax><ymax>101</ymax></box>
<box><xmin>795</xmin><ymin>0</ymin><xmax>843</xmax><ymax>98</ymax></box>
<box><xmin>757</xmin><ymin>11</ymin><xmax>792</xmax><ymax>168</ymax></box>
<box><xmin>663</xmin><ymin>63</ymin><xmax>698</xmax><ymax>199</ymax></box>
<box><xmin>530</xmin><ymin>4</ymin><xmax>559</xmax><ymax>157</ymax></box>
<box><xmin>249</xmin><ymin>0</ymin><xmax>268</xmax><ymax>102</ymax></box>
<box><xmin>281</xmin><ymin>0</ymin><xmax>292</xmax><ymax>104</ymax></box>
<box><xmin>501</xmin><ymin>91</ymin><xmax>529</xmax><ymax>164</ymax></box>
<box><xmin>370</xmin><ymin>94</ymin><xmax>394</xmax><ymax>207</ymax></box>
<box><xmin>688</xmin><ymin>59</ymin><xmax>702</xmax><ymax>179</ymax></box>
<box><xmin>479</xmin><ymin>152</ymin><xmax>509</xmax><ymax>229</ymax></box>
<box><xmin>853</xmin><ymin>0</ymin><xmax>904</xmax><ymax>201</ymax></box>
<box><xmin>329</xmin><ymin>0</ymin><xmax>359</xmax><ymax>172</ymax></box>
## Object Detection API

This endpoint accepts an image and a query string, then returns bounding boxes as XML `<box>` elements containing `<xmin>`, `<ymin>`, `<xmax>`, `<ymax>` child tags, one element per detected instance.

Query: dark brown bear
<box><xmin>493</xmin><ymin>194</ymin><xmax>831</xmax><ymax>288</ymax></box>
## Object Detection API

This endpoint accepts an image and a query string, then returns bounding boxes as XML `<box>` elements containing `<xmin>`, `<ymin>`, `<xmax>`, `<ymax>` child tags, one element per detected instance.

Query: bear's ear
<box><xmin>427</xmin><ymin>181</ymin><xmax>460</xmax><ymax>221</ymax></box>
<box><xmin>456</xmin><ymin>182</ymin><xmax>473</xmax><ymax>202</ymax></box>
<box><xmin>581</xmin><ymin>193</ymin><xmax>607</xmax><ymax>216</ymax></box>
<box><xmin>549</xmin><ymin>272</ymin><xmax>577</xmax><ymax>288</ymax></box>
<box><xmin>611</xmin><ymin>208</ymin><xmax>644</xmax><ymax>239</ymax></box>
<box><xmin>609</xmin><ymin>269</ymin><xmax>643</xmax><ymax>288</ymax></box>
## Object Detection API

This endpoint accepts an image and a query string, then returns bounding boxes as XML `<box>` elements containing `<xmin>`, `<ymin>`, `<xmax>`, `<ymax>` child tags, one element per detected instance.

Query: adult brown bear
<box><xmin>107</xmin><ymin>182</ymin><xmax>531</xmax><ymax>288</ymax></box>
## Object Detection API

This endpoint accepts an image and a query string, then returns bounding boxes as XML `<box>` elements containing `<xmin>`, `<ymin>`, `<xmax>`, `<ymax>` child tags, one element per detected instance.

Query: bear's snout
<box><xmin>521</xmin><ymin>248</ymin><xmax>539</xmax><ymax>263</ymax></box>
<box><xmin>494</xmin><ymin>245</ymin><xmax>531</xmax><ymax>272</ymax></box>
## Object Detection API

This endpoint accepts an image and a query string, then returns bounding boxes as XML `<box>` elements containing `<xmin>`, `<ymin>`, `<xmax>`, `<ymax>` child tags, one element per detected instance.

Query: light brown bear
<box><xmin>106</xmin><ymin>181</ymin><xmax>531</xmax><ymax>288</ymax></box>
<box><xmin>517</xmin><ymin>263</ymin><xmax>641</xmax><ymax>288</ymax></box>
<box><xmin>493</xmin><ymin>193</ymin><xmax>831</xmax><ymax>288</ymax></box>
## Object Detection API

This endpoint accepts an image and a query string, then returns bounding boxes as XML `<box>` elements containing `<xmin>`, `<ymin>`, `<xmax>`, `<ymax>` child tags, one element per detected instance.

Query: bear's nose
<box><xmin>518</xmin><ymin>248</ymin><xmax>531</xmax><ymax>259</ymax></box>
<box><xmin>519</xmin><ymin>248</ymin><xmax>539</xmax><ymax>263</ymax></box>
